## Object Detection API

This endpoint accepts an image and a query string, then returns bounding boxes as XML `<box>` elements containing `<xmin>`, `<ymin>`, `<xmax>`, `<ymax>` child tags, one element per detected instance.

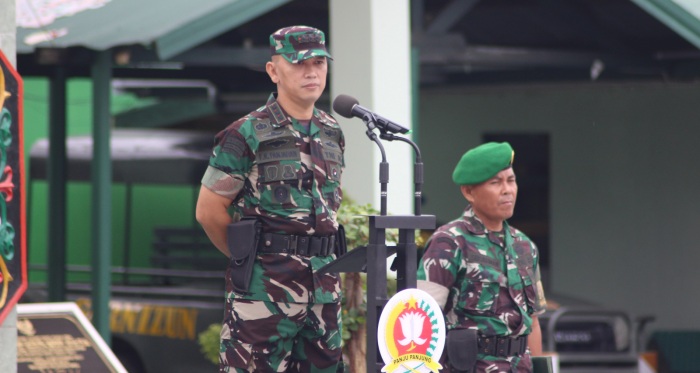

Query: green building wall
<box><xmin>418</xmin><ymin>81</ymin><xmax>700</xmax><ymax>331</ymax></box>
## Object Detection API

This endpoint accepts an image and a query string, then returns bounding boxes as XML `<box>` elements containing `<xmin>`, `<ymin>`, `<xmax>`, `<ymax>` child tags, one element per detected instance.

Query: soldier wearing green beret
<box><xmin>196</xmin><ymin>25</ymin><xmax>344</xmax><ymax>372</ymax></box>
<box><xmin>418</xmin><ymin>142</ymin><xmax>547</xmax><ymax>373</ymax></box>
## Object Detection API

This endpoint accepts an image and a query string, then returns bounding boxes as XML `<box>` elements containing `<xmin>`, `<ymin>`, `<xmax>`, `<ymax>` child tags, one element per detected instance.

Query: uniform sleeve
<box><xmin>532</xmin><ymin>243</ymin><xmax>547</xmax><ymax>315</ymax></box>
<box><xmin>201</xmin><ymin>128</ymin><xmax>253</xmax><ymax>200</ymax></box>
<box><xmin>531</xmin><ymin>261</ymin><xmax>548</xmax><ymax>315</ymax></box>
<box><xmin>417</xmin><ymin>234</ymin><xmax>462</xmax><ymax>310</ymax></box>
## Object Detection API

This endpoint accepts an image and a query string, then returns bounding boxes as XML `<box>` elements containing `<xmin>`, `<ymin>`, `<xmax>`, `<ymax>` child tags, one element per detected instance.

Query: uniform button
<box><xmin>266</xmin><ymin>240</ymin><xmax>271</xmax><ymax>246</ymax></box>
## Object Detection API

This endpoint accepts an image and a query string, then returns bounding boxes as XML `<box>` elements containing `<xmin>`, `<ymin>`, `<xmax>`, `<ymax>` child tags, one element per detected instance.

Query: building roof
<box><xmin>17</xmin><ymin>0</ymin><xmax>700</xmax><ymax>85</ymax></box>
<box><xmin>16</xmin><ymin>0</ymin><xmax>290</xmax><ymax>59</ymax></box>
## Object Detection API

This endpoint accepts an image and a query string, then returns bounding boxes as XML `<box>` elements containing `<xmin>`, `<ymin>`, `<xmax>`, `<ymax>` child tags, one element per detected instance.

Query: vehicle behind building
<box><xmin>540</xmin><ymin>294</ymin><xmax>655</xmax><ymax>373</ymax></box>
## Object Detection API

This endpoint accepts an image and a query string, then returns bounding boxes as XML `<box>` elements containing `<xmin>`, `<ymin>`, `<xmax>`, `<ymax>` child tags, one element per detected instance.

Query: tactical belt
<box><xmin>477</xmin><ymin>335</ymin><xmax>528</xmax><ymax>357</ymax></box>
<box><xmin>258</xmin><ymin>233</ymin><xmax>336</xmax><ymax>257</ymax></box>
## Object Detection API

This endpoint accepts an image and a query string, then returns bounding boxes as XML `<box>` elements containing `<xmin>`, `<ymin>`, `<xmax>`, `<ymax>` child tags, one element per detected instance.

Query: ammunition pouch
<box><xmin>336</xmin><ymin>224</ymin><xmax>347</xmax><ymax>257</ymax></box>
<box><xmin>447</xmin><ymin>329</ymin><xmax>478</xmax><ymax>373</ymax></box>
<box><xmin>227</xmin><ymin>217</ymin><xmax>261</xmax><ymax>293</ymax></box>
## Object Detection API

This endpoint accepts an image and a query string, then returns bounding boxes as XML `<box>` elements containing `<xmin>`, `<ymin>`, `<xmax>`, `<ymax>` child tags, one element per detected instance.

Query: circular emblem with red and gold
<box><xmin>378</xmin><ymin>288</ymin><xmax>446</xmax><ymax>373</ymax></box>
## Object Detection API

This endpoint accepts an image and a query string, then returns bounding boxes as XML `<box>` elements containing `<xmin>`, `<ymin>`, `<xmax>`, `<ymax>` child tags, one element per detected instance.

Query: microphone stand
<box><xmin>378</xmin><ymin>131</ymin><xmax>423</xmax><ymax>216</ymax></box>
<box><xmin>319</xmin><ymin>112</ymin><xmax>436</xmax><ymax>372</ymax></box>
<box><xmin>362</xmin><ymin>125</ymin><xmax>435</xmax><ymax>372</ymax></box>
<box><xmin>362</xmin><ymin>113</ymin><xmax>389</xmax><ymax>216</ymax></box>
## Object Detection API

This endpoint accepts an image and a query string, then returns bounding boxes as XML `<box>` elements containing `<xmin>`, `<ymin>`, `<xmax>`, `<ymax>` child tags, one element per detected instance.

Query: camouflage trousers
<box><xmin>219</xmin><ymin>298</ymin><xmax>343</xmax><ymax>373</ymax></box>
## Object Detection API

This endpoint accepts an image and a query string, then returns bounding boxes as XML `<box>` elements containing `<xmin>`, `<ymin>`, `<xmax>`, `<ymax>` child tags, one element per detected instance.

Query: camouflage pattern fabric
<box><xmin>202</xmin><ymin>93</ymin><xmax>344</xmax><ymax>303</ymax></box>
<box><xmin>269</xmin><ymin>25</ymin><xmax>333</xmax><ymax>63</ymax></box>
<box><xmin>418</xmin><ymin>205</ymin><xmax>547</xmax><ymax>372</ymax></box>
<box><xmin>201</xmin><ymin>93</ymin><xmax>344</xmax><ymax>371</ymax></box>
<box><xmin>219</xmin><ymin>298</ymin><xmax>342</xmax><ymax>372</ymax></box>
<box><xmin>440</xmin><ymin>351</ymin><xmax>533</xmax><ymax>373</ymax></box>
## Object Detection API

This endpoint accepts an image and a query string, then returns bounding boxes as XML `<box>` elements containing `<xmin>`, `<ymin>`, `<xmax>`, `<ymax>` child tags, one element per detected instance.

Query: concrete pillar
<box><xmin>0</xmin><ymin>0</ymin><xmax>16</xmax><ymax>63</ymax></box>
<box><xmin>0</xmin><ymin>0</ymin><xmax>17</xmax><ymax>370</ymax></box>
<box><xmin>330</xmin><ymin>0</ymin><xmax>414</xmax><ymax>215</ymax></box>
<box><xmin>0</xmin><ymin>308</ymin><xmax>17</xmax><ymax>373</ymax></box>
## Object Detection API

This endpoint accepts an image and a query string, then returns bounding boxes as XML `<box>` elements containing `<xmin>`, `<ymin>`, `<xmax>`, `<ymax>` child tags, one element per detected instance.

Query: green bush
<box><xmin>198</xmin><ymin>323</ymin><xmax>220</xmax><ymax>365</ymax></box>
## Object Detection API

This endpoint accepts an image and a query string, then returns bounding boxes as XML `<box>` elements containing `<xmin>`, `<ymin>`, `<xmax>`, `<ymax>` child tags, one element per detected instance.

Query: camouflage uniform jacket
<box><xmin>417</xmin><ymin>205</ymin><xmax>547</xmax><ymax>366</ymax></box>
<box><xmin>202</xmin><ymin>93</ymin><xmax>344</xmax><ymax>304</ymax></box>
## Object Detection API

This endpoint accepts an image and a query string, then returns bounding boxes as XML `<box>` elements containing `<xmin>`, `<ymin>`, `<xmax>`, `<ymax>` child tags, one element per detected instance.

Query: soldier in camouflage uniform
<box><xmin>196</xmin><ymin>25</ymin><xmax>344</xmax><ymax>373</ymax></box>
<box><xmin>417</xmin><ymin>142</ymin><xmax>547</xmax><ymax>373</ymax></box>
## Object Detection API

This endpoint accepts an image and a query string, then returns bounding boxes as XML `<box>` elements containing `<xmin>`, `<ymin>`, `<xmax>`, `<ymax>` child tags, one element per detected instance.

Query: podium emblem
<box><xmin>377</xmin><ymin>288</ymin><xmax>445</xmax><ymax>373</ymax></box>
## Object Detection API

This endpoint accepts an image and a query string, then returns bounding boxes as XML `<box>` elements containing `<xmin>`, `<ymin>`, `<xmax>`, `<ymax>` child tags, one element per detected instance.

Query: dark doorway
<box><xmin>483</xmin><ymin>133</ymin><xmax>550</xmax><ymax>284</ymax></box>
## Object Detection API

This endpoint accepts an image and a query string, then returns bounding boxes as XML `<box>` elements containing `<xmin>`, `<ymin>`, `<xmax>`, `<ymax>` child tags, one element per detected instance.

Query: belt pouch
<box><xmin>336</xmin><ymin>224</ymin><xmax>347</xmax><ymax>257</ymax></box>
<box><xmin>227</xmin><ymin>218</ymin><xmax>260</xmax><ymax>293</ymax></box>
<box><xmin>447</xmin><ymin>329</ymin><xmax>478</xmax><ymax>373</ymax></box>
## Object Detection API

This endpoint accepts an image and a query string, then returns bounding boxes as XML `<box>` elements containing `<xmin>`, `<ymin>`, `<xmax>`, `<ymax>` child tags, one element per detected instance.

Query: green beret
<box><xmin>452</xmin><ymin>142</ymin><xmax>514</xmax><ymax>185</ymax></box>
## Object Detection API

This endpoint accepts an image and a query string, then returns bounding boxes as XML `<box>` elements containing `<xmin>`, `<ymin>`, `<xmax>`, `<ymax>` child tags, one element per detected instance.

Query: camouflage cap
<box><xmin>269</xmin><ymin>25</ymin><xmax>333</xmax><ymax>63</ymax></box>
<box><xmin>452</xmin><ymin>142</ymin><xmax>515</xmax><ymax>185</ymax></box>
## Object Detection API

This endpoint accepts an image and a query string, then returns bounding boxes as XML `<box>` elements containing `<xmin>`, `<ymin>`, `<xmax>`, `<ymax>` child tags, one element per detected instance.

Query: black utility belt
<box><xmin>258</xmin><ymin>233</ymin><xmax>336</xmax><ymax>257</ymax></box>
<box><xmin>477</xmin><ymin>334</ymin><xmax>528</xmax><ymax>357</ymax></box>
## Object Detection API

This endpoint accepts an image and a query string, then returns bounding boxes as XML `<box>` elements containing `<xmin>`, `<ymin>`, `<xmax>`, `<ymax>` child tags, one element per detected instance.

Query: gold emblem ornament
<box><xmin>0</xmin><ymin>66</ymin><xmax>10</xmax><ymax>108</ymax></box>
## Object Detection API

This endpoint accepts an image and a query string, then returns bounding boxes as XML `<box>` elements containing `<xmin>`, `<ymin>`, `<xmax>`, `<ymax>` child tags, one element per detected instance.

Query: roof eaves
<box><xmin>632</xmin><ymin>0</ymin><xmax>700</xmax><ymax>50</ymax></box>
<box><xmin>155</xmin><ymin>0</ymin><xmax>292</xmax><ymax>60</ymax></box>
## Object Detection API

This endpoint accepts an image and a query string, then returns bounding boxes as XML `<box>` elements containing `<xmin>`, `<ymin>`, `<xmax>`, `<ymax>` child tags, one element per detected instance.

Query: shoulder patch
<box><xmin>222</xmin><ymin>134</ymin><xmax>246</xmax><ymax>157</ymax></box>
<box><xmin>322</xmin><ymin>128</ymin><xmax>339</xmax><ymax>141</ymax></box>
<box><xmin>250</xmin><ymin>118</ymin><xmax>273</xmax><ymax>136</ymax></box>
<box><xmin>255</xmin><ymin>121</ymin><xmax>271</xmax><ymax>132</ymax></box>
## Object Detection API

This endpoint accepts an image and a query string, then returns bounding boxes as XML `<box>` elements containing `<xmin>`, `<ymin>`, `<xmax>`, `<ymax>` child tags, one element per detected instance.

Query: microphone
<box><xmin>332</xmin><ymin>94</ymin><xmax>410</xmax><ymax>134</ymax></box>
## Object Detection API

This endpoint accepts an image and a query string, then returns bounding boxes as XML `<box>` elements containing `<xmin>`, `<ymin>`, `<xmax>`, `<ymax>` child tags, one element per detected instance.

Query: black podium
<box><xmin>320</xmin><ymin>214</ymin><xmax>435</xmax><ymax>372</ymax></box>
<box><xmin>327</xmin><ymin>95</ymin><xmax>438</xmax><ymax>371</ymax></box>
